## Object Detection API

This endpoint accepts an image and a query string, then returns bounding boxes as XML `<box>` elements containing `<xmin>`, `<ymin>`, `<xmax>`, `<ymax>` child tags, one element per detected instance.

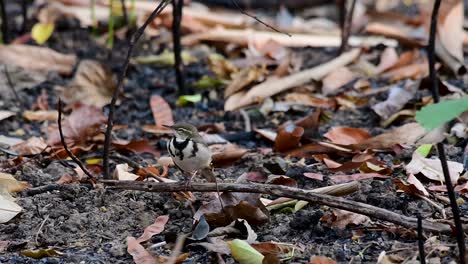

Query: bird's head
<box><xmin>163</xmin><ymin>122</ymin><xmax>199</xmax><ymax>140</ymax></box>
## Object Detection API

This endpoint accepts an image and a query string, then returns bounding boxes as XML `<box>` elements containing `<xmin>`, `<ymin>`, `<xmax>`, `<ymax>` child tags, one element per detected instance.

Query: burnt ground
<box><xmin>0</xmin><ymin>2</ymin><xmax>467</xmax><ymax>264</ymax></box>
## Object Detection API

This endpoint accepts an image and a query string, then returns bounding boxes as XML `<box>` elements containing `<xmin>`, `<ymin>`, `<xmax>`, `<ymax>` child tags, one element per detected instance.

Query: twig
<box><xmin>57</xmin><ymin>99</ymin><xmax>95</xmax><ymax>181</ymax></box>
<box><xmin>427</xmin><ymin>0</ymin><xmax>465</xmax><ymax>262</ymax></box>
<box><xmin>4</xmin><ymin>65</ymin><xmax>23</xmax><ymax>110</ymax></box>
<box><xmin>35</xmin><ymin>215</ymin><xmax>49</xmax><ymax>246</ymax></box>
<box><xmin>21</xmin><ymin>0</ymin><xmax>27</xmax><ymax>34</ymax></box>
<box><xmin>239</xmin><ymin>109</ymin><xmax>251</xmax><ymax>132</ymax></box>
<box><xmin>172</xmin><ymin>0</ymin><xmax>185</xmax><ymax>93</ymax></box>
<box><xmin>339</xmin><ymin>0</ymin><xmax>356</xmax><ymax>54</ymax></box>
<box><xmin>417</xmin><ymin>214</ymin><xmax>426</xmax><ymax>264</ymax></box>
<box><xmin>120</xmin><ymin>0</ymin><xmax>128</xmax><ymax>26</ymax></box>
<box><xmin>0</xmin><ymin>0</ymin><xmax>7</xmax><ymax>43</ymax></box>
<box><xmin>102</xmin><ymin>0</ymin><xmax>171</xmax><ymax>179</ymax></box>
<box><xmin>100</xmin><ymin>180</ymin><xmax>463</xmax><ymax>234</ymax></box>
<box><xmin>229</xmin><ymin>0</ymin><xmax>290</xmax><ymax>37</ymax></box>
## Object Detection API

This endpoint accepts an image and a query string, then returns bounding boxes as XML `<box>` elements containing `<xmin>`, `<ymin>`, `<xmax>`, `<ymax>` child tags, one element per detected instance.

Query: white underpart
<box><xmin>169</xmin><ymin>138</ymin><xmax>212</xmax><ymax>174</ymax></box>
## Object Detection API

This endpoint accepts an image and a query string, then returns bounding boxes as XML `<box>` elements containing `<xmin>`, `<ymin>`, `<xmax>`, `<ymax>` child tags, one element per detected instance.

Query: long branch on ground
<box><xmin>100</xmin><ymin>180</ymin><xmax>463</xmax><ymax>234</ymax></box>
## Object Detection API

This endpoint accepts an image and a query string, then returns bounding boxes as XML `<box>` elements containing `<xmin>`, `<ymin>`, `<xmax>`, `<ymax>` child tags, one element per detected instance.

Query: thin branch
<box><xmin>102</xmin><ymin>0</ymin><xmax>171</xmax><ymax>179</ymax></box>
<box><xmin>21</xmin><ymin>0</ymin><xmax>27</xmax><ymax>34</ymax></box>
<box><xmin>172</xmin><ymin>0</ymin><xmax>185</xmax><ymax>93</ymax></box>
<box><xmin>417</xmin><ymin>214</ymin><xmax>426</xmax><ymax>264</ymax></box>
<box><xmin>427</xmin><ymin>0</ymin><xmax>465</xmax><ymax>262</ymax></box>
<box><xmin>229</xmin><ymin>0</ymin><xmax>291</xmax><ymax>37</ymax></box>
<box><xmin>0</xmin><ymin>0</ymin><xmax>7</xmax><ymax>43</ymax></box>
<box><xmin>339</xmin><ymin>0</ymin><xmax>356</xmax><ymax>54</ymax></box>
<box><xmin>120</xmin><ymin>0</ymin><xmax>128</xmax><ymax>26</ymax></box>
<box><xmin>4</xmin><ymin>65</ymin><xmax>23</xmax><ymax>110</ymax></box>
<box><xmin>57</xmin><ymin>99</ymin><xmax>95</xmax><ymax>181</ymax></box>
<box><xmin>100</xmin><ymin>180</ymin><xmax>461</xmax><ymax>234</ymax></box>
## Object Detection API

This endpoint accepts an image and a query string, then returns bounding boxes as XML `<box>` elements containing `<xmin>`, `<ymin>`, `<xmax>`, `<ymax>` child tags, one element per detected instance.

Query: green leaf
<box><xmin>294</xmin><ymin>200</ymin><xmax>309</xmax><ymax>212</ymax></box>
<box><xmin>415</xmin><ymin>144</ymin><xmax>432</xmax><ymax>157</ymax></box>
<box><xmin>228</xmin><ymin>239</ymin><xmax>264</xmax><ymax>264</ymax></box>
<box><xmin>194</xmin><ymin>75</ymin><xmax>228</xmax><ymax>89</ymax></box>
<box><xmin>416</xmin><ymin>98</ymin><xmax>468</xmax><ymax>130</ymax></box>
<box><xmin>31</xmin><ymin>23</ymin><xmax>54</xmax><ymax>45</ymax></box>
<box><xmin>134</xmin><ymin>50</ymin><xmax>197</xmax><ymax>66</ymax></box>
<box><xmin>177</xmin><ymin>94</ymin><xmax>202</xmax><ymax>106</ymax></box>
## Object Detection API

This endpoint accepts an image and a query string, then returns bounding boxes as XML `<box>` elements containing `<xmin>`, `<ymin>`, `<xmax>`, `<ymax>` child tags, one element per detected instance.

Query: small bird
<box><xmin>164</xmin><ymin>122</ymin><xmax>213</xmax><ymax>186</ymax></box>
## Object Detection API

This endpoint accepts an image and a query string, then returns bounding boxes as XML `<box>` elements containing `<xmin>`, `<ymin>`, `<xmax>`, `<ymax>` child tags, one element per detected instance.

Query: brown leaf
<box><xmin>394</xmin><ymin>174</ymin><xmax>429</xmax><ymax>196</ymax></box>
<box><xmin>382</xmin><ymin>61</ymin><xmax>428</xmax><ymax>82</ymax></box>
<box><xmin>322</xmin><ymin>67</ymin><xmax>355</xmax><ymax>95</ymax></box>
<box><xmin>376</xmin><ymin>47</ymin><xmax>399</xmax><ymax>73</ymax></box>
<box><xmin>251</xmin><ymin>242</ymin><xmax>295</xmax><ymax>256</ymax></box>
<box><xmin>23</xmin><ymin>110</ymin><xmax>58</xmax><ymax>122</ymax></box>
<box><xmin>11</xmin><ymin>137</ymin><xmax>48</xmax><ymax>155</ymax></box>
<box><xmin>0</xmin><ymin>172</ymin><xmax>30</xmax><ymax>193</ymax></box>
<box><xmin>149</xmin><ymin>95</ymin><xmax>174</xmax><ymax>130</ymax></box>
<box><xmin>321</xmin><ymin>209</ymin><xmax>370</xmax><ymax>229</ymax></box>
<box><xmin>113</xmin><ymin>139</ymin><xmax>160</xmax><ymax>157</ymax></box>
<box><xmin>324</xmin><ymin>127</ymin><xmax>370</xmax><ymax>145</ymax></box>
<box><xmin>351</xmin><ymin>123</ymin><xmax>427</xmax><ymax>150</ymax></box>
<box><xmin>385</xmin><ymin>49</ymin><xmax>421</xmax><ymax>72</ymax></box>
<box><xmin>266</xmin><ymin>175</ymin><xmax>297</xmax><ymax>188</ymax></box>
<box><xmin>437</xmin><ymin>1</ymin><xmax>463</xmax><ymax>62</ymax></box>
<box><xmin>0</xmin><ymin>44</ymin><xmax>76</xmax><ymax>75</ymax></box>
<box><xmin>127</xmin><ymin>237</ymin><xmax>156</xmax><ymax>264</ymax></box>
<box><xmin>47</xmin><ymin>104</ymin><xmax>107</xmax><ymax>147</ymax></box>
<box><xmin>406</xmin><ymin>152</ymin><xmax>463</xmax><ymax>184</ymax></box>
<box><xmin>211</xmin><ymin>144</ymin><xmax>247</xmax><ymax>168</ymax></box>
<box><xmin>136</xmin><ymin>215</ymin><xmax>169</xmax><ymax>243</ymax></box>
<box><xmin>330</xmin><ymin>173</ymin><xmax>389</xmax><ymax>184</ymax></box>
<box><xmin>59</xmin><ymin>60</ymin><xmax>116</xmax><ymax>108</ymax></box>
<box><xmin>303</xmin><ymin>173</ymin><xmax>324</xmax><ymax>181</ymax></box>
<box><xmin>274</xmin><ymin>123</ymin><xmax>304</xmax><ymax>152</ymax></box>
<box><xmin>283</xmin><ymin>93</ymin><xmax>336</xmax><ymax>109</ymax></box>
<box><xmin>224</xmin><ymin>66</ymin><xmax>266</xmax><ymax>98</ymax></box>
<box><xmin>309</xmin><ymin>256</ymin><xmax>337</xmax><ymax>264</ymax></box>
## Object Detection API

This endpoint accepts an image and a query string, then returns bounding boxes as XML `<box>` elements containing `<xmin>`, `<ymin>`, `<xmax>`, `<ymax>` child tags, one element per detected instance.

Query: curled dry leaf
<box><xmin>275</xmin><ymin>123</ymin><xmax>304</xmax><ymax>152</ymax></box>
<box><xmin>11</xmin><ymin>137</ymin><xmax>48</xmax><ymax>156</ymax></box>
<box><xmin>47</xmin><ymin>104</ymin><xmax>107</xmax><ymax>147</ymax></box>
<box><xmin>142</xmin><ymin>95</ymin><xmax>174</xmax><ymax>134</ymax></box>
<box><xmin>321</xmin><ymin>66</ymin><xmax>355</xmax><ymax>96</ymax></box>
<box><xmin>113</xmin><ymin>164</ymin><xmax>139</xmax><ymax>181</ymax></box>
<box><xmin>224</xmin><ymin>49</ymin><xmax>360</xmax><ymax>111</ymax></box>
<box><xmin>126</xmin><ymin>237</ymin><xmax>156</xmax><ymax>264</ymax></box>
<box><xmin>112</xmin><ymin>139</ymin><xmax>160</xmax><ymax>157</ymax></box>
<box><xmin>0</xmin><ymin>172</ymin><xmax>30</xmax><ymax>193</ymax></box>
<box><xmin>0</xmin><ymin>44</ymin><xmax>76</xmax><ymax>75</ymax></box>
<box><xmin>23</xmin><ymin>110</ymin><xmax>58</xmax><ymax>122</ymax></box>
<box><xmin>224</xmin><ymin>66</ymin><xmax>267</xmax><ymax>98</ymax></box>
<box><xmin>0</xmin><ymin>194</ymin><xmax>22</xmax><ymax>224</ymax></box>
<box><xmin>59</xmin><ymin>60</ymin><xmax>116</xmax><ymax>108</ymax></box>
<box><xmin>321</xmin><ymin>209</ymin><xmax>370</xmax><ymax>229</ymax></box>
<box><xmin>136</xmin><ymin>215</ymin><xmax>169</xmax><ymax>243</ymax></box>
<box><xmin>324</xmin><ymin>127</ymin><xmax>370</xmax><ymax>145</ymax></box>
<box><xmin>394</xmin><ymin>174</ymin><xmax>429</xmax><ymax>196</ymax></box>
<box><xmin>406</xmin><ymin>152</ymin><xmax>463</xmax><ymax>184</ymax></box>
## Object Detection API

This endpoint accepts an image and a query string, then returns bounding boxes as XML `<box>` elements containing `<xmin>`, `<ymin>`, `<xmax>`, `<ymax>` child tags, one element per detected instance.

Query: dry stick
<box><xmin>101</xmin><ymin>180</ymin><xmax>462</xmax><ymax>234</ymax></box>
<box><xmin>4</xmin><ymin>65</ymin><xmax>23</xmax><ymax>110</ymax></box>
<box><xmin>417</xmin><ymin>214</ymin><xmax>426</xmax><ymax>264</ymax></box>
<box><xmin>229</xmin><ymin>0</ymin><xmax>290</xmax><ymax>37</ymax></box>
<box><xmin>427</xmin><ymin>0</ymin><xmax>466</xmax><ymax>262</ymax></box>
<box><xmin>339</xmin><ymin>0</ymin><xmax>356</xmax><ymax>54</ymax></box>
<box><xmin>21</xmin><ymin>0</ymin><xmax>27</xmax><ymax>34</ymax></box>
<box><xmin>57</xmin><ymin>99</ymin><xmax>95</xmax><ymax>181</ymax></box>
<box><xmin>172</xmin><ymin>0</ymin><xmax>185</xmax><ymax>93</ymax></box>
<box><xmin>120</xmin><ymin>0</ymin><xmax>128</xmax><ymax>26</ymax></box>
<box><xmin>0</xmin><ymin>0</ymin><xmax>7</xmax><ymax>43</ymax></box>
<box><xmin>102</xmin><ymin>0</ymin><xmax>171</xmax><ymax>179</ymax></box>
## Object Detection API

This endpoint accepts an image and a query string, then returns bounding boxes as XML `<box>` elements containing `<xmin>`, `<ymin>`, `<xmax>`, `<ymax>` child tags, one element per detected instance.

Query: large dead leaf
<box><xmin>437</xmin><ymin>1</ymin><xmax>463</xmax><ymax>62</ymax></box>
<box><xmin>324</xmin><ymin>127</ymin><xmax>370</xmax><ymax>145</ymax></box>
<box><xmin>274</xmin><ymin>123</ymin><xmax>304</xmax><ymax>152</ymax></box>
<box><xmin>112</xmin><ymin>139</ymin><xmax>160</xmax><ymax>157</ymax></box>
<box><xmin>351</xmin><ymin>123</ymin><xmax>427</xmax><ymax>150</ymax></box>
<box><xmin>47</xmin><ymin>104</ymin><xmax>106</xmax><ymax>147</ymax></box>
<box><xmin>0</xmin><ymin>194</ymin><xmax>22</xmax><ymax>224</ymax></box>
<box><xmin>0</xmin><ymin>172</ymin><xmax>30</xmax><ymax>193</ymax></box>
<box><xmin>211</xmin><ymin>144</ymin><xmax>248</xmax><ymax>168</ymax></box>
<box><xmin>0</xmin><ymin>44</ymin><xmax>76</xmax><ymax>75</ymax></box>
<box><xmin>321</xmin><ymin>209</ymin><xmax>370</xmax><ymax>229</ymax></box>
<box><xmin>126</xmin><ymin>237</ymin><xmax>156</xmax><ymax>264</ymax></box>
<box><xmin>59</xmin><ymin>60</ymin><xmax>116</xmax><ymax>108</ymax></box>
<box><xmin>406</xmin><ymin>152</ymin><xmax>463</xmax><ymax>184</ymax></box>
<box><xmin>145</xmin><ymin>95</ymin><xmax>174</xmax><ymax>133</ymax></box>
<box><xmin>11</xmin><ymin>137</ymin><xmax>48</xmax><ymax>156</ymax></box>
<box><xmin>224</xmin><ymin>49</ymin><xmax>360</xmax><ymax>111</ymax></box>
<box><xmin>376</xmin><ymin>47</ymin><xmax>399</xmax><ymax>73</ymax></box>
<box><xmin>136</xmin><ymin>215</ymin><xmax>169</xmax><ymax>243</ymax></box>
<box><xmin>394</xmin><ymin>174</ymin><xmax>429</xmax><ymax>196</ymax></box>
<box><xmin>322</xmin><ymin>67</ymin><xmax>355</xmax><ymax>95</ymax></box>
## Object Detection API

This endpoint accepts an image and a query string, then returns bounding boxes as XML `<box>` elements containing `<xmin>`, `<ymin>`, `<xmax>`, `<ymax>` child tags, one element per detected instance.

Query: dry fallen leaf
<box><xmin>47</xmin><ymin>104</ymin><xmax>107</xmax><ymax>147</ymax></box>
<box><xmin>136</xmin><ymin>215</ymin><xmax>169</xmax><ymax>243</ymax></box>
<box><xmin>309</xmin><ymin>256</ymin><xmax>337</xmax><ymax>264</ymax></box>
<box><xmin>0</xmin><ymin>44</ymin><xmax>76</xmax><ymax>75</ymax></box>
<box><xmin>321</xmin><ymin>209</ymin><xmax>370</xmax><ymax>229</ymax></box>
<box><xmin>11</xmin><ymin>137</ymin><xmax>48</xmax><ymax>156</ymax></box>
<box><xmin>274</xmin><ymin>123</ymin><xmax>304</xmax><ymax>152</ymax></box>
<box><xmin>406</xmin><ymin>152</ymin><xmax>463</xmax><ymax>184</ymax></box>
<box><xmin>59</xmin><ymin>60</ymin><xmax>116</xmax><ymax>108</ymax></box>
<box><xmin>126</xmin><ymin>237</ymin><xmax>156</xmax><ymax>264</ymax></box>
<box><xmin>23</xmin><ymin>110</ymin><xmax>58</xmax><ymax>122</ymax></box>
<box><xmin>112</xmin><ymin>139</ymin><xmax>160</xmax><ymax>157</ymax></box>
<box><xmin>148</xmin><ymin>95</ymin><xmax>174</xmax><ymax>132</ymax></box>
<box><xmin>372</xmin><ymin>83</ymin><xmax>415</xmax><ymax>120</ymax></box>
<box><xmin>0</xmin><ymin>172</ymin><xmax>30</xmax><ymax>193</ymax></box>
<box><xmin>0</xmin><ymin>111</ymin><xmax>16</xmax><ymax>121</ymax></box>
<box><xmin>211</xmin><ymin>144</ymin><xmax>247</xmax><ymax>168</ymax></box>
<box><xmin>114</xmin><ymin>164</ymin><xmax>139</xmax><ymax>181</ymax></box>
<box><xmin>283</xmin><ymin>93</ymin><xmax>336</xmax><ymax>109</ymax></box>
<box><xmin>376</xmin><ymin>47</ymin><xmax>399</xmax><ymax>73</ymax></box>
<box><xmin>224</xmin><ymin>66</ymin><xmax>266</xmax><ymax>98</ymax></box>
<box><xmin>324</xmin><ymin>127</ymin><xmax>370</xmax><ymax>145</ymax></box>
<box><xmin>322</xmin><ymin>66</ymin><xmax>355</xmax><ymax>95</ymax></box>
<box><xmin>394</xmin><ymin>174</ymin><xmax>429</xmax><ymax>196</ymax></box>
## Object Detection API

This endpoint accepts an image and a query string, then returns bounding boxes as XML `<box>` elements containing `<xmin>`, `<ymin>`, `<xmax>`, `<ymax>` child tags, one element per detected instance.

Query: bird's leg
<box><xmin>185</xmin><ymin>171</ymin><xmax>196</xmax><ymax>191</ymax></box>
<box><xmin>214</xmin><ymin>176</ymin><xmax>224</xmax><ymax>210</ymax></box>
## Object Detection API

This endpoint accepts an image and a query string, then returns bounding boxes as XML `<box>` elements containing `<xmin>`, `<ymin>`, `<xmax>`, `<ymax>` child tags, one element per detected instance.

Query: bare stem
<box><xmin>172</xmin><ymin>0</ymin><xmax>185</xmax><ymax>94</ymax></box>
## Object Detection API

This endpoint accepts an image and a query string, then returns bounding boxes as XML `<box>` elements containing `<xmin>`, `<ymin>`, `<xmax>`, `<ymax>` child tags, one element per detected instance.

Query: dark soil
<box><xmin>0</xmin><ymin>1</ymin><xmax>466</xmax><ymax>264</ymax></box>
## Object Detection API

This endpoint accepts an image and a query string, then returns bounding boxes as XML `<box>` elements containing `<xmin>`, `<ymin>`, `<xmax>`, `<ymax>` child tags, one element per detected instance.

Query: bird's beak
<box><xmin>162</xmin><ymin>124</ymin><xmax>173</xmax><ymax>129</ymax></box>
